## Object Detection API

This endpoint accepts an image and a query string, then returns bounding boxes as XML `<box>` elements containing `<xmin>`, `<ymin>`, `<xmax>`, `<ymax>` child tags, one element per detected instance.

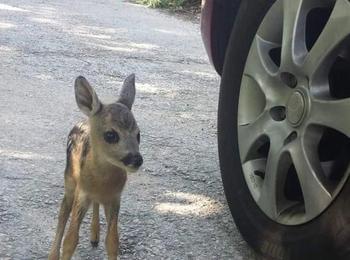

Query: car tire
<box><xmin>218</xmin><ymin>0</ymin><xmax>350</xmax><ymax>259</ymax></box>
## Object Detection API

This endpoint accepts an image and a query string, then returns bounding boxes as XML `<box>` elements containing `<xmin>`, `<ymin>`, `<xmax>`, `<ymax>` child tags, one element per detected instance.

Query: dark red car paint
<box><xmin>200</xmin><ymin>0</ymin><xmax>214</xmax><ymax>65</ymax></box>
<box><xmin>200</xmin><ymin>0</ymin><xmax>241</xmax><ymax>75</ymax></box>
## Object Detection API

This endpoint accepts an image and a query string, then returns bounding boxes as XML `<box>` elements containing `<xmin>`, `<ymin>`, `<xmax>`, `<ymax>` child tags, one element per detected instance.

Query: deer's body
<box><xmin>66</xmin><ymin>121</ymin><xmax>127</xmax><ymax>203</ymax></box>
<box><xmin>49</xmin><ymin>74</ymin><xmax>142</xmax><ymax>260</ymax></box>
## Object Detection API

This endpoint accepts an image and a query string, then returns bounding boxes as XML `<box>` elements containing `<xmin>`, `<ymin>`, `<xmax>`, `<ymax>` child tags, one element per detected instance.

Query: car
<box><xmin>201</xmin><ymin>0</ymin><xmax>350</xmax><ymax>259</ymax></box>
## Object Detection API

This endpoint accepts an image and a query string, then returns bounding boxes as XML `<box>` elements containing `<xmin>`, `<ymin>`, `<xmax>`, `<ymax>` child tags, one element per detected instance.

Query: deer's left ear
<box><xmin>117</xmin><ymin>73</ymin><xmax>135</xmax><ymax>110</ymax></box>
<box><xmin>74</xmin><ymin>76</ymin><xmax>102</xmax><ymax>117</ymax></box>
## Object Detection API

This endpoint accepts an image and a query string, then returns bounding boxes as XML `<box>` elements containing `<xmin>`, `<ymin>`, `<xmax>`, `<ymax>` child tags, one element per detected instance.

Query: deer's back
<box><xmin>65</xmin><ymin>120</ymin><xmax>90</xmax><ymax>183</ymax></box>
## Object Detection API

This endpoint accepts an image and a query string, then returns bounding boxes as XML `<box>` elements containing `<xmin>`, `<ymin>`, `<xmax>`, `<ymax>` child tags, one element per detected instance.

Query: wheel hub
<box><xmin>286</xmin><ymin>91</ymin><xmax>306</xmax><ymax>126</ymax></box>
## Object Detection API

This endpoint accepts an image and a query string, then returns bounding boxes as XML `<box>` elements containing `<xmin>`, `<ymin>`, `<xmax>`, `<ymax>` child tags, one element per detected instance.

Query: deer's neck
<box><xmin>81</xmin><ymin>146</ymin><xmax>127</xmax><ymax>201</ymax></box>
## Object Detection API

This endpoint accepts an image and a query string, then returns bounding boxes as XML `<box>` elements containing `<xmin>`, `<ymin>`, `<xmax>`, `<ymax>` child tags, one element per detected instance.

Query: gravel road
<box><xmin>0</xmin><ymin>0</ymin><xmax>254</xmax><ymax>259</ymax></box>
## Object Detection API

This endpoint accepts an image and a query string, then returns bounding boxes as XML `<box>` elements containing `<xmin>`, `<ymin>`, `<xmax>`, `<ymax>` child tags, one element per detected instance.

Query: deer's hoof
<box><xmin>91</xmin><ymin>240</ymin><xmax>99</xmax><ymax>247</ymax></box>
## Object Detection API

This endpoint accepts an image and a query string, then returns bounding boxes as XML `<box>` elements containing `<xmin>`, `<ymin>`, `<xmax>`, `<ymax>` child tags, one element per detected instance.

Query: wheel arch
<box><xmin>201</xmin><ymin>0</ymin><xmax>241</xmax><ymax>75</ymax></box>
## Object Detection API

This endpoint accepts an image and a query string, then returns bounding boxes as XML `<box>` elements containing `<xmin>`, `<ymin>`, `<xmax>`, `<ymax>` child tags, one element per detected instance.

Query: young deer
<box><xmin>49</xmin><ymin>74</ymin><xmax>143</xmax><ymax>260</ymax></box>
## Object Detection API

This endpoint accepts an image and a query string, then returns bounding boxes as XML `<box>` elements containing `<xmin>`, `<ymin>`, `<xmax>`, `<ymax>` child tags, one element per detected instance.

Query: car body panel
<box><xmin>201</xmin><ymin>0</ymin><xmax>242</xmax><ymax>75</ymax></box>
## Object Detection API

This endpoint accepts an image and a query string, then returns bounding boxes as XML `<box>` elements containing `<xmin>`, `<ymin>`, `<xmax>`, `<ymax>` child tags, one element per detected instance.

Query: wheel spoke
<box><xmin>290</xmin><ymin>139</ymin><xmax>332</xmax><ymax>217</ymax></box>
<box><xmin>280</xmin><ymin>0</ymin><xmax>308</xmax><ymax>69</ymax></box>
<box><xmin>244</xmin><ymin>36</ymin><xmax>280</xmax><ymax>78</ymax></box>
<box><xmin>238</xmin><ymin>75</ymin><xmax>267</xmax><ymax>126</ymax></box>
<box><xmin>309</xmin><ymin>98</ymin><xmax>350</xmax><ymax>137</ymax></box>
<box><xmin>244</xmin><ymin>36</ymin><xmax>291</xmax><ymax>106</ymax></box>
<box><xmin>242</xmin><ymin>158</ymin><xmax>266</xmax><ymax>202</ymax></box>
<box><xmin>238</xmin><ymin>112</ymin><xmax>270</xmax><ymax>163</ymax></box>
<box><xmin>304</xmin><ymin>0</ymin><xmax>350</xmax><ymax>83</ymax></box>
<box><xmin>257</xmin><ymin>138</ymin><xmax>288</xmax><ymax>219</ymax></box>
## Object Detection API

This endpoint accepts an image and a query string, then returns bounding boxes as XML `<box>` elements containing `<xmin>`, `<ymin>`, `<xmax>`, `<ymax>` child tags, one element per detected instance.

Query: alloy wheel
<box><xmin>238</xmin><ymin>0</ymin><xmax>350</xmax><ymax>225</ymax></box>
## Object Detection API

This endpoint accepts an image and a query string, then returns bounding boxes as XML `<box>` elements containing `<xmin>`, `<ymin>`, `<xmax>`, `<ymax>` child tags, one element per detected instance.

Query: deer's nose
<box><xmin>133</xmin><ymin>153</ymin><xmax>143</xmax><ymax>167</ymax></box>
<box><xmin>122</xmin><ymin>153</ymin><xmax>143</xmax><ymax>167</ymax></box>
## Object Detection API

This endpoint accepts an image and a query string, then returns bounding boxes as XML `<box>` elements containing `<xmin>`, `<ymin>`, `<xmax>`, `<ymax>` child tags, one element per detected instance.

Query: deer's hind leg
<box><xmin>48</xmin><ymin>177</ymin><xmax>75</xmax><ymax>260</ymax></box>
<box><xmin>90</xmin><ymin>202</ymin><xmax>100</xmax><ymax>247</ymax></box>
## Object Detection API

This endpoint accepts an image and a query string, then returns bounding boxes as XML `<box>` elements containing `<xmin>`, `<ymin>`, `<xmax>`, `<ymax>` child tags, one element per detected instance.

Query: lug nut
<box><xmin>281</xmin><ymin>72</ymin><xmax>298</xmax><ymax>88</ymax></box>
<box><xmin>270</xmin><ymin>106</ymin><xmax>286</xmax><ymax>121</ymax></box>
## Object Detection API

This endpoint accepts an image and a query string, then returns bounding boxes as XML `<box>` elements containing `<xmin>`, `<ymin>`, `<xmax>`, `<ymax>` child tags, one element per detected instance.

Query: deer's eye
<box><xmin>137</xmin><ymin>132</ymin><xmax>140</xmax><ymax>144</ymax></box>
<box><xmin>104</xmin><ymin>130</ymin><xmax>119</xmax><ymax>144</ymax></box>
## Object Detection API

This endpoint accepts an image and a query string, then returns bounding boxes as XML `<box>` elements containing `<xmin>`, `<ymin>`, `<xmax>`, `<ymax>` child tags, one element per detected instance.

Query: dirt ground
<box><xmin>0</xmin><ymin>0</ymin><xmax>254</xmax><ymax>259</ymax></box>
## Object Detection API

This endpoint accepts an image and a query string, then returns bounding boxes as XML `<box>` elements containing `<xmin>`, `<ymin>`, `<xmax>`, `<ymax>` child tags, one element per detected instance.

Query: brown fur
<box><xmin>49</xmin><ymin>74</ymin><xmax>141</xmax><ymax>260</ymax></box>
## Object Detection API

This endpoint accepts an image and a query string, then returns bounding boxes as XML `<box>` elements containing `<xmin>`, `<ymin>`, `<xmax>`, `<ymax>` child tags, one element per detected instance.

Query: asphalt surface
<box><xmin>0</xmin><ymin>0</ymin><xmax>254</xmax><ymax>259</ymax></box>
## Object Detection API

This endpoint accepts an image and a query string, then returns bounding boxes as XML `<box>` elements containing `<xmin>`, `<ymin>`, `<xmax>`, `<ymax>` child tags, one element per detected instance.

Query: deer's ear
<box><xmin>74</xmin><ymin>76</ymin><xmax>102</xmax><ymax>117</ymax></box>
<box><xmin>117</xmin><ymin>73</ymin><xmax>135</xmax><ymax>110</ymax></box>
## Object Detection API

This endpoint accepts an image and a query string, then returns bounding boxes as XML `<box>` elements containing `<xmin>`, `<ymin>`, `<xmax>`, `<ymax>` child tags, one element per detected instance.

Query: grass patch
<box><xmin>137</xmin><ymin>0</ymin><xmax>200</xmax><ymax>10</ymax></box>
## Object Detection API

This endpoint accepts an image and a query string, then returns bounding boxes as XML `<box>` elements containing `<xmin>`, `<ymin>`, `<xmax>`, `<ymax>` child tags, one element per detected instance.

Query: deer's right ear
<box><xmin>74</xmin><ymin>76</ymin><xmax>102</xmax><ymax>117</ymax></box>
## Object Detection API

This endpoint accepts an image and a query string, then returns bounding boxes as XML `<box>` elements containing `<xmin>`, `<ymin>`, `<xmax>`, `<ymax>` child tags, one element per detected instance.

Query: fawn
<box><xmin>49</xmin><ymin>74</ymin><xmax>143</xmax><ymax>260</ymax></box>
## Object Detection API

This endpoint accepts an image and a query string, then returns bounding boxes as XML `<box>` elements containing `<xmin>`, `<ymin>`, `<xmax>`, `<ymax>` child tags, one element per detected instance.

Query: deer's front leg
<box><xmin>104</xmin><ymin>199</ymin><xmax>121</xmax><ymax>260</ymax></box>
<box><xmin>48</xmin><ymin>193</ymin><xmax>74</xmax><ymax>260</ymax></box>
<box><xmin>62</xmin><ymin>190</ymin><xmax>91</xmax><ymax>260</ymax></box>
<box><xmin>90</xmin><ymin>202</ymin><xmax>100</xmax><ymax>247</ymax></box>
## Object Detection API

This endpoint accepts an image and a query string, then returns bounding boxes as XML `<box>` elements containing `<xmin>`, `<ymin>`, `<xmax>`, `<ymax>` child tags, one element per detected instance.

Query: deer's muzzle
<box><xmin>122</xmin><ymin>153</ymin><xmax>143</xmax><ymax>168</ymax></box>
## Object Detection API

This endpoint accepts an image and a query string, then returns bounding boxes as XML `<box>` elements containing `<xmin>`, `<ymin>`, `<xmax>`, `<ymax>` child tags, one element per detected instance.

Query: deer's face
<box><xmin>75</xmin><ymin>74</ymin><xmax>143</xmax><ymax>172</ymax></box>
<box><xmin>91</xmin><ymin>103</ymin><xmax>142</xmax><ymax>172</ymax></box>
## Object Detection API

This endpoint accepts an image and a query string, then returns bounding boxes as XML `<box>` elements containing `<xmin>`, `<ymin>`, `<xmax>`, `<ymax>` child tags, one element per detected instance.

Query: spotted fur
<box><xmin>65</xmin><ymin>121</ymin><xmax>90</xmax><ymax>172</ymax></box>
